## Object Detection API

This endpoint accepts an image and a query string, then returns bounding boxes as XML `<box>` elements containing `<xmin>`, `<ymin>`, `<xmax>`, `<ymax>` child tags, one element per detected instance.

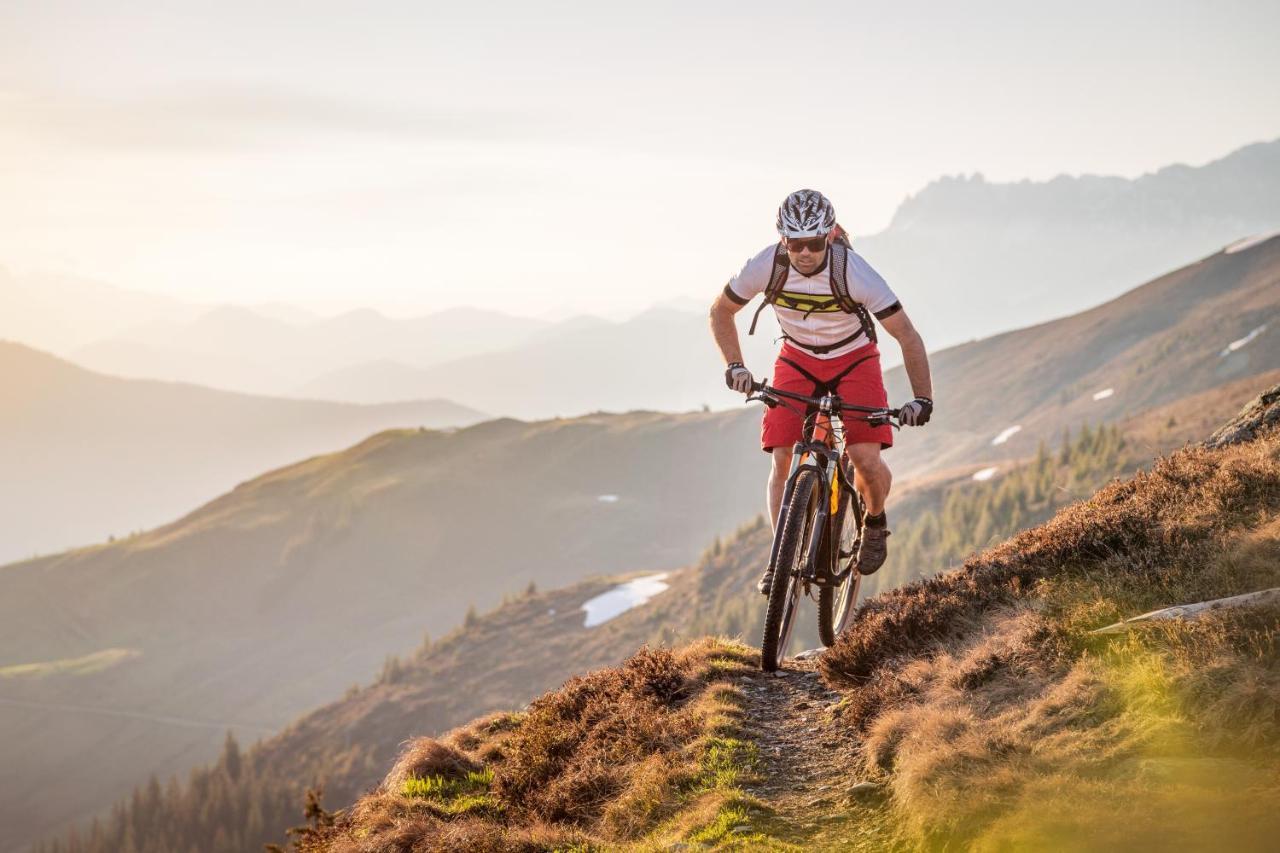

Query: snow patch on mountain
<box><xmin>581</xmin><ymin>573</ymin><xmax>671</xmax><ymax>627</ymax></box>
<box><xmin>992</xmin><ymin>425</ymin><xmax>1022</xmax><ymax>446</ymax></box>
<box><xmin>1220</xmin><ymin>325</ymin><xmax>1267</xmax><ymax>357</ymax></box>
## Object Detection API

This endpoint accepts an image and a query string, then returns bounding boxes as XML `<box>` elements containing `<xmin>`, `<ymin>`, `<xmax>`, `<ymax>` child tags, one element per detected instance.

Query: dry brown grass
<box><xmin>300</xmin><ymin>394</ymin><xmax>1280</xmax><ymax>852</ymax></box>
<box><xmin>816</xmin><ymin>408</ymin><xmax>1280</xmax><ymax>850</ymax></box>
<box><xmin>380</xmin><ymin>739</ymin><xmax>481</xmax><ymax>792</ymax></box>
<box><xmin>821</xmin><ymin>434</ymin><xmax>1280</xmax><ymax>710</ymax></box>
<box><xmin>300</xmin><ymin>639</ymin><xmax>758</xmax><ymax>851</ymax></box>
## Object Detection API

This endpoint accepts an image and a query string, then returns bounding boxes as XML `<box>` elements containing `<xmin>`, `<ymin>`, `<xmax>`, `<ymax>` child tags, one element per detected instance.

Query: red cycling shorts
<box><xmin>760</xmin><ymin>341</ymin><xmax>892</xmax><ymax>453</ymax></box>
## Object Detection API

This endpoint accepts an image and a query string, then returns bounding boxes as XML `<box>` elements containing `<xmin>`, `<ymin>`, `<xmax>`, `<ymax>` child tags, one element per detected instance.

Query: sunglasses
<box><xmin>786</xmin><ymin>236</ymin><xmax>828</xmax><ymax>254</ymax></box>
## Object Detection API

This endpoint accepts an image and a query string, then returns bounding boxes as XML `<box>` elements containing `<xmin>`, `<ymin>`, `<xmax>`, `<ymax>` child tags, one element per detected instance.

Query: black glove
<box><xmin>900</xmin><ymin>396</ymin><xmax>933</xmax><ymax>426</ymax></box>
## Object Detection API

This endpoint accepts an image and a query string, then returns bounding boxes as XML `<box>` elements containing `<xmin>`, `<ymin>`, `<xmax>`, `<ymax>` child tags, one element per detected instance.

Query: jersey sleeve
<box><xmin>724</xmin><ymin>245</ymin><xmax>775</xmax><ymax>304</ymax></box>
<box><xmin>845</xmin><ymin>248</ymin><xmax>901</xmax><ymax>319</ymax></box>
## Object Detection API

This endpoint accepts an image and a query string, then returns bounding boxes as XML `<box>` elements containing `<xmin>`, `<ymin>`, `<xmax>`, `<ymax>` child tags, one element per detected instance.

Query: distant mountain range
<box><xmin>71</xmin><ymin>304</ymin><xmax>559</xmax><ymax>397</ymax></box>
<box><xmin>0</xmin><ymin>268</ymin><xmax>204</xmax><ymax>354</ymax></box>
<box><xmin>881</xmin><ymin>232</ymin><xmax>1280</xmax><ymax>480</ymax></box>
<box><xmin>288</xmin><ymin>232</ymin><xmax>1280</xmax><ymax>445</ymax></box>
<box><xmin>0</xmin><ymin>342</ymin><xmax>487</xmax><ymax>563</ymax></box>
<box><xmin>6</xmin><ymin>139</ymin><xmax>1274</xmax><ymax>416</ymax></box>
<box><xmin>296</xmin><ymin>305</ymin><xmax>787</xmax><ymax>415</ymax></box>
<box><xmin>856</xmin><ymin>138</ymin><xmax>1280</xmax><ymax>349</ymax></box>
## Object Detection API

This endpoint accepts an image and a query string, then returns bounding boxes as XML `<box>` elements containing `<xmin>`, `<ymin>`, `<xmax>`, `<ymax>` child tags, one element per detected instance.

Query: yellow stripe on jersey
<box><xmin>774</xmin><ymin>291</ymin><xmax>843</xmax><ymax>313</ymax></box>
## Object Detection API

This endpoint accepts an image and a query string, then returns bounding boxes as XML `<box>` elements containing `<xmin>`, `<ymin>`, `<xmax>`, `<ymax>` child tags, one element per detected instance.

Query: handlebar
<box><xmin>746</xmin><ymin>379</ymin><xmax>901</xmax><ymax>426</ymax></box>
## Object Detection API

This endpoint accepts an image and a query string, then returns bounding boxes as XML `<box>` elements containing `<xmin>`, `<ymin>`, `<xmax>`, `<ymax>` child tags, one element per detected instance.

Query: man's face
<box><xmin>784</xmin><ymin>234</ymin><xmax>829</xmax><ymax>274</ymax></box>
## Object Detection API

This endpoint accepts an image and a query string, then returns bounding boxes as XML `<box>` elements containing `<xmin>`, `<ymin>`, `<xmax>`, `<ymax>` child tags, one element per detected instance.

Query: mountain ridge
<box><xmin>0</xmin><ymin>340</ymin><xmax>489</xmax><ymax>564</ymax></box>
<box><xmin>857</xmin><ymin>138</ymin><xmax>1280</xmax><ymax>350</ymax></box>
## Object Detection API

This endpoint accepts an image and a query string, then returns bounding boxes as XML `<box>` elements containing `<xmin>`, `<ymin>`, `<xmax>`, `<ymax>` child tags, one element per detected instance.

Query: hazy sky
<box><xmin>3</xmin><ymin>0</ymin><xmax>1278</xmax><ymax>318</ymax></box>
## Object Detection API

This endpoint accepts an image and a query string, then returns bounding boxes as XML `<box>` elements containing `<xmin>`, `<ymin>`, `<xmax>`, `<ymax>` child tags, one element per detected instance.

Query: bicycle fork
<box><xmin>766</xmin><ymin>445</ymin><xmax>835</xmax><ymax>588</ymax></box>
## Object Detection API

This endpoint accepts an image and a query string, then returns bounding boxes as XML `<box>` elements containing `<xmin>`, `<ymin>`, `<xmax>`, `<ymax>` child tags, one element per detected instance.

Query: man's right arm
<box><xmin>709</xmin><ymin>288</ymin><xmax>748</xmax><ymax>366</ymax></box>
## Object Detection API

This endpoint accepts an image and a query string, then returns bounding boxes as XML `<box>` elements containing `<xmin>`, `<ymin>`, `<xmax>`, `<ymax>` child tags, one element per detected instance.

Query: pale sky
<box><xmin>3</xmin><ymin>0</ymin><xmax>1278</xmax><ymax>318</ymax></box>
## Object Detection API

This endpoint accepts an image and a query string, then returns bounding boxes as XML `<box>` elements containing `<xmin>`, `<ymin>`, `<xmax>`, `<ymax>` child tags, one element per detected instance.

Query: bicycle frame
<box><xmin>750</xmin><ymin>380</ymin><xmax>897</xmax><ymax>668</ymax></box>
<box><xmin>764</xmin><ymin>393</ymin><xmax>857</xmax><ymax>592</ymax></box>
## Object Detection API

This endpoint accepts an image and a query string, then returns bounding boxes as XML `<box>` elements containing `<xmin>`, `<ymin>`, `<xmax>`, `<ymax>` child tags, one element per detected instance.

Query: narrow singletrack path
<box><xmin>734</xmin><ymin>654</ymin><xmax>892</xmax><ymax>850</ymax></box>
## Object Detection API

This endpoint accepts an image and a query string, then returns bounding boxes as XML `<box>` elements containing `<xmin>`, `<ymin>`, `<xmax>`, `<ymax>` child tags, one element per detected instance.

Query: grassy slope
<box><xmin>816</xmin><ymin>386</ymin><xmax>1280</xmax><ymax>851</ymax></box>
<box><xmin>28</xmin><ymin>521</ymin><xmax>778</xmax><ymax>853</ymax></box>
<box><xmin>0</xmin><ymin>406</ymin><xmax>768</xmax><ymax>853</ymax></box>
<box><xmin>16</xmin><ymin>238</ymin><xmax>1279</xmax><ymax>850</ymax></box>
<box><xmin>289</xmin><ymin>640</ymin><xmax>774</xmax><ymax>852</ymax></box>
<box><xmin>37</xmin><ymin>378</ymin><xmax>1280</xmax><ymax>853</ymax></box>
<box><xmin>279</xmin><ymin>386</ymin><xmax>1280</xmax><ymax>852</ymax></box>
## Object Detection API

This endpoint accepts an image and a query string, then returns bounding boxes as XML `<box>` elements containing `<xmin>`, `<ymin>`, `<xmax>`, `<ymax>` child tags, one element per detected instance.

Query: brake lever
<box><xmin>868</xmin><ymin>414</ymin><xmax>901</xmax><ymax>429</ymax></box>
<box><xmin>748</xmin><ymin>392</ymin><xmax>780</xmax><ymax>409</ymax></box>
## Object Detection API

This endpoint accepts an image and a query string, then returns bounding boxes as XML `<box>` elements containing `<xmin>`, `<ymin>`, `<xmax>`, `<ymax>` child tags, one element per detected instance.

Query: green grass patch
<box><xmin>698</xmin><ymin>736</ymin><xmax>760</xmax><ymax>791</ymax></box>
<box><xmin>401</xmin><ymin>767</ymin><xmax>502</xmax><ymax>817</ymax></box>
<box><xmin>686</xmin><ymin>797</ymin><xmax>796</xmax><ymax>850</ymax></box>
<box><xmin>401</xmin><ymin>767</ymin><xmax>494</xmax><ymax>800</ymax></box>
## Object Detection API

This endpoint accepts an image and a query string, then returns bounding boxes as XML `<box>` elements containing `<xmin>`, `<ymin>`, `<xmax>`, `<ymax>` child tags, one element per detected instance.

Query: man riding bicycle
<box><xmin>709</xmin><ymin>189</ymin><xmax>934</xmax><ymax>594</ymax></box>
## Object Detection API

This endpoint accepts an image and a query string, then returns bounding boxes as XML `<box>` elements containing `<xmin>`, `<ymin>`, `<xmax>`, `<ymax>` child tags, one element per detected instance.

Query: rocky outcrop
<box><xmin>1205</xmin><ymin>384</ymin><xmax>1280</xmax><ymax>448</ymax></box>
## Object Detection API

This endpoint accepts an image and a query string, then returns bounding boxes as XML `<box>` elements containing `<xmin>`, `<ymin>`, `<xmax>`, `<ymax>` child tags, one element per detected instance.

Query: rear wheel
<box><xmin>818</xmin><ymin>480</ymin><xmax>864</xmax><ymax>646</ymax></box>
<box><xmin>761</xmin><ymin>470</ymin><xmax>820</xmax><ymax>672</ymax></box>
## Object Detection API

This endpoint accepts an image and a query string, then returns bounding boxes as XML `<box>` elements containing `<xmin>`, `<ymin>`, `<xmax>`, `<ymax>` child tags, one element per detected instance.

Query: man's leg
<box><xmin>846</xmin><ymin>442</ymin><xmax>892</xmax><ymax>575</ymax></box>
<box><xmin>767</xmin><ymin>446</ymin><xmax>793</xmax><ymax>534</ymax></box>
<box><xmin>846</xmin><ymin>442</ymin><xmax>891</xmax><ymax>514</ymax></box>
<box><xmin>757</xmin><ymin>446</ymin><xmax>794</xmax><ymax>594</ymax></box>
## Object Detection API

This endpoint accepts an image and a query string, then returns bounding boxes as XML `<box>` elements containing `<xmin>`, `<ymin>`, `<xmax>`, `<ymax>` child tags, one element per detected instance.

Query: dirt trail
<box><xmin>735</xmin><ymin>654</ymin><xmax>890</xmax><ymax>850</ymax></box>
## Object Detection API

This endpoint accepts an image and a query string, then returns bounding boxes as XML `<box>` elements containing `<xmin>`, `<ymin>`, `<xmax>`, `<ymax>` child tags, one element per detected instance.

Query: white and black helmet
<box><xmin>776</xmin><ymin>189</ymin><xmax>836</xmax><ymax>238</ymax></box>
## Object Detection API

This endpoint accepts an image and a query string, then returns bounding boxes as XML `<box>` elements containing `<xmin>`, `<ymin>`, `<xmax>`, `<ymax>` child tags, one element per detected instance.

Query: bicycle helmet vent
<box><xmin>776</xmin><ymin>189</ymin><xmax>836</xmax><ymax>238</ymax></box>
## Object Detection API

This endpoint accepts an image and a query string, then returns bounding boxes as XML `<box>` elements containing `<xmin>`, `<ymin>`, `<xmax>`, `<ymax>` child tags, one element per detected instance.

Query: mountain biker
<box><xmin>709</xmin><ymin>189</ymin><xmax>934</xmax><ymax>594</ymax></box>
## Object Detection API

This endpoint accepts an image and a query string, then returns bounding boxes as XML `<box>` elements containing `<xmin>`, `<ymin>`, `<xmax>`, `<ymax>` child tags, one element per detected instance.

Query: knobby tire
<box><xmin>761</xmin><ymin>469</ymin><xmax>820</xmax><ymax>672</ymax></box>
<box><xmin>818</xmin><ymin>486</ymin><xmax>864</xmax><ymax>647</ymax></box>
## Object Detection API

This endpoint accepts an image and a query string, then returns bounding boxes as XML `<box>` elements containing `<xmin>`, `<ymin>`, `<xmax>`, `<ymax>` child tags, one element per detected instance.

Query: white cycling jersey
<box><xmin>725</xmin><ymin>243</ymin><xmax>901</xmax><ymax>359</ymax></box>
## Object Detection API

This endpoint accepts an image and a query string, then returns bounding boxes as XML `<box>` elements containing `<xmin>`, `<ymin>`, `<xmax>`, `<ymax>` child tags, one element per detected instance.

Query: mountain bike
<box><xmin>746</xmin><ymin>380</ymin><xmax>900</xmax><ymax>672</ymax></box>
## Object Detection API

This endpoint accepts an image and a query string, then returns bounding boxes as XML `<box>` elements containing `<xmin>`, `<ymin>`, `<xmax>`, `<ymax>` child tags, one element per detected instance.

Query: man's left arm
<box><xmin>879</xmin><ymin>308</ymin><xmax>933</xmax><ymax>401</ymax></box>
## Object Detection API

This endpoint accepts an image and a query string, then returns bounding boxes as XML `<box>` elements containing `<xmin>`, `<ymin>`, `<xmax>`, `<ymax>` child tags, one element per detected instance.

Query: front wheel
<box><xmin>818</xmin><ymin>484</ymin><xmax>864</xmax><ymax>646</ymax></box>
<box><xmin>761</xmin><ymin>469</ymin><xmax>821</xmax><ymax>672</ymax></box>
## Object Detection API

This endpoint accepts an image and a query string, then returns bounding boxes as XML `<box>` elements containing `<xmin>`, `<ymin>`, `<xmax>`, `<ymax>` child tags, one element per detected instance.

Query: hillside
<box><xmin>858</xmin><ymin>138</ymin><xmax>1280</xmax><ymax>349</ymax></box>
<box><xmin>26</xmin><ymin>517</ymin><xmax>774</xmax><ymax>853</ymax></box>
<box><xmin>0</xmin><ymin>407</ymin><xmax>767</xmax><ymax>851</ymax></box>
<box><xmin>36</xmin><ymin>376</ymin><xmax>1278</xmax><ymax>852</ymax></box>
<box><xmin>252</xmin><ymin>384</ymin><xmax>1280</xmax><ymax>851</ymax></box>
<box><xmin>0</xmin><ymin>342</ymin><xmax>487</xmax><ymax>563</ymax></box>
<box><xmin>12</xmin><ymin>237</ymin><xmax>1278</xmax><ymax>850</ymax></box>
<box><xmin>881</xmin><ymin>231</ymin><xmax>1280</xmax><ymax>480</ymax></box>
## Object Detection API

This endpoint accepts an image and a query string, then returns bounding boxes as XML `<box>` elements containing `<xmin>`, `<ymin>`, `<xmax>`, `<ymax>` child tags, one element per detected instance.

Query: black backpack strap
<box><xmin>748</xmin><ymin>242</ymin><xmax>791</xmax><ymax>336</ymax></box>
<box><xmin>828</xmin><ymin>242</ymin><xmax>877</xmax><ymax>345</ymax></box>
